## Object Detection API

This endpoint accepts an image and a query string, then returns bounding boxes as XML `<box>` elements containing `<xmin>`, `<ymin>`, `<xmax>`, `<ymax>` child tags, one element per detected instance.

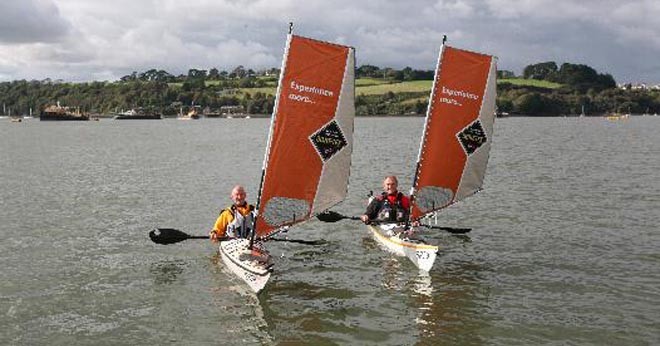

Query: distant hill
<box><xmin>1</xmin><ymin>62</ymin><xmax>658</xmax><ymax>117</ymax></box>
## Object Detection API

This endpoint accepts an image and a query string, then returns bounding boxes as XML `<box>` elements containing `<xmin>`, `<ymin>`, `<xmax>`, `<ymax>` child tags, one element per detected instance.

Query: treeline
<box><xmin>0</xmin><ymin>69</ymin><xmax>278</xmax><ymax>116</ymax></box>
<box><xmin>0</xmin><ymin>64</ymin><xmax>430</xmax><ymax>116</ymax></box>
<box><xmin>357</xmin><ymin>65</ymin><xmax>435</xmax><ymax>81</ymax></box>
<box><xmin>1</xmin><ymin>62</ymin><xmax>660</xmax><ymax>117</ymax></box>
<box><xmin>353</xmin><ymin>61</ymin><xmax>660</xmax><ymax>116</ymax></box>
<box><xmin>497</xmin><ymin>62</ymin><xmax>660</xmax><ymax>115</ymax></box>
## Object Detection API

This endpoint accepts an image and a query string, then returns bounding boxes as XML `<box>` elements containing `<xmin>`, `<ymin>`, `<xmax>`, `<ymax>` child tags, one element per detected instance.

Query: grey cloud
<box><xmin>0</xmin><ymin>0</ymin><xmax>71</xmax><ymax>43</ymax></box>
<box><xmin>0</xmin><ymin>0</ymin><xmax>659</xmax><ymax>83</ymax></box>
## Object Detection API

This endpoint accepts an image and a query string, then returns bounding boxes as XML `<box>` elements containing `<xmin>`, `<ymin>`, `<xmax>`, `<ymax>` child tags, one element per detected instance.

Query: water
<box><xmin>1</xmin><ymin>117</ymin><xmax>659</xmax><ymax>345</ymax></box>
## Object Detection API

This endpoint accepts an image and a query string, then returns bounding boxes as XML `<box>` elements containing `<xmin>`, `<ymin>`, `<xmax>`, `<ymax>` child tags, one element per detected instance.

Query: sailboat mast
<box><xmin>409</xmin><ymin>42</ymin><xmax>446</xmax><ymax>221</ymax></box>
<box><xmin>250</xmin><ymin>26</ymin><xmax>294</xmax><ymax>248</ymax></box>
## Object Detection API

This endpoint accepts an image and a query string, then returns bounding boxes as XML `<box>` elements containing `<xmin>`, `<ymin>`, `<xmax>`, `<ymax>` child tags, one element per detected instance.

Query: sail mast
<box><xmin>250</xmin><ymin>25</ymin><xmax>294</xmax><ymax>248</ymax></box>
<box><xmin>409</xmin><ymin>43</ymin><xmax>497</xmax><ymax>221</ymax></box>
<box><xmin>251</xmin><ymin>29</ymin><xmax>355</xmax><ymax>239</ymax></box>
<box><xmin>409</xmin><ymin>42</ymin><xmax>446</xmax><ymax>217</ymax></box>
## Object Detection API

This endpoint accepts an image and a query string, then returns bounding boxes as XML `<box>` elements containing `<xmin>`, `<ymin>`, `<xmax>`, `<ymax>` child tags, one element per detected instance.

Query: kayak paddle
<box><xmin>316</xmin><ymin>211</ymin><xmax>471</xmax><ymax>234</ymax></box>
<box><xmin>149</xmin><ymin>228</ymin><xmax>324</xmax><ymax>245</ymax></box>
<box><xmin>316</xmin><ymin>210</ymin><xmax>360</xmax><ymax>222</ymax></box>
<box><xmin>149</xmin><ymin>228</ymin><xmax>213</xmax><ymax>245</ymax></box>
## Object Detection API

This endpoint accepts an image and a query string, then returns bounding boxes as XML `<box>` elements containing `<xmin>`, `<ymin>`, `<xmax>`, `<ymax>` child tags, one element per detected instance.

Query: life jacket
<box><xmin>376</xmin><ymin>192</ymin><xmax>407</xmax><ymax>222</ymax></box>
<box><xmin>223</xmin><ymin>204</ymin><xmax>256</xmax><ymax>238</ymax></box>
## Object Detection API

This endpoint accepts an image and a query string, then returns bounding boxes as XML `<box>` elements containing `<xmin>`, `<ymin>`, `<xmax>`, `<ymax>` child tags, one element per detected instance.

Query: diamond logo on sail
<box><xmin>310</xmin><ymin>120</ymin><xmax>347</xmax><ymax>161</ymax></box>
<box><xmin>457</xmin><ymin>120</ymin><xmax>487</xmax><ymax>155</ymax></box>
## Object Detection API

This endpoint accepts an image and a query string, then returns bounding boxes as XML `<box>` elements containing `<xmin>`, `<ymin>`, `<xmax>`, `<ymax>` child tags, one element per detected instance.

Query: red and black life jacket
<box><xmin>376</xmin><ymin>192</ymin><xmax>408</xmax><ymax>222</ymax></box>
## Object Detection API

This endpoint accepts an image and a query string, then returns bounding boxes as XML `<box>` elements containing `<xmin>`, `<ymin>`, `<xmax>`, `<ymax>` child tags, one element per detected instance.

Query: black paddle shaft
<box><xmin>149</xmin><ymin>228</ymin><xmax>323</xmax><ymax>245</ymax></box>
<box><xmin>317</xmin><ymin>211</ymin><xmax>471</xmax><ymax>234</ymax></box>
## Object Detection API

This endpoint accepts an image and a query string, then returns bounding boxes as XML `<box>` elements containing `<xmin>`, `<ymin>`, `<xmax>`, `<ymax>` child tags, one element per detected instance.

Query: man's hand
<box><xmin>209</xmin><ymin>230</ymin><xmax>220</xmax><ymax>242</ymax></box>
<box><xmin>360</xmin><ymin>214</ymin><xmax>370</xmax><ymax>224</ymax></box>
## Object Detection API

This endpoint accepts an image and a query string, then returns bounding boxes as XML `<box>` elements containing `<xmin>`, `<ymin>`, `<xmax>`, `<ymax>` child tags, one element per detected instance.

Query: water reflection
<box><xmin>411</xmin><ymin>259</ymin><xmax>489</xmax><ymax>345</ymax></box>
<box><xmin>149</xmin><ymin>260</ymin><xmax>185</xmax><ymax>285</ymax></box>
<box><xmin>208</xmin><ymin>253</ymin><xmax>274</xmax><ymax>345</ymax></box>
<box><xmin>367</xmin><ymin>230</ymin><xmax>488</xmax><ymax>345</ymax></box>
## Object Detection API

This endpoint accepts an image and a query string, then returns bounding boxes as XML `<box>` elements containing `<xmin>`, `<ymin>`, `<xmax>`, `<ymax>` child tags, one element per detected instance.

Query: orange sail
<box><xmin>255</xmin><ymin>34</ymin><xmax>355</xmax><ymax>238</ymax></box>
<box><xmin>410</xmin><ymin>45</ymin><xmax>497</xmax><ymax>220</ymax></box>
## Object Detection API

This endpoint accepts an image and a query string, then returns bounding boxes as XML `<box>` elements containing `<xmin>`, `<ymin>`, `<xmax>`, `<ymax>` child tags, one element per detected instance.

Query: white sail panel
<box><xmin>456</xmin><ymin>57</ymin><xmax>497</xmax><ymax>200</ymax></box>
<box><xmin>311</xmin><ymin>48</ymin><xmax>355</xmax><ymax>214</ymax></box>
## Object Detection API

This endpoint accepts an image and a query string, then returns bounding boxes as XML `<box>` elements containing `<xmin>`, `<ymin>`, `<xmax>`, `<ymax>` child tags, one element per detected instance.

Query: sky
<box><xmin>0</xmin><ymin>0</ymin><xmax>659</xmax><ymax>84</ymax></box>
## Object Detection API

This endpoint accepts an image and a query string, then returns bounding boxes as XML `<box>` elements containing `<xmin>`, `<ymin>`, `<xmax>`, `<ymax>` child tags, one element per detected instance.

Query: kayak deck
<box><xmin>367</xmin><ymin>224</ymin><xmax>438</xmax><ymax>272</ymax></box>
<box><xmin>219</xmin><ymin>238</ymin><xmax>273</xmax><ymax>293</ymax></box>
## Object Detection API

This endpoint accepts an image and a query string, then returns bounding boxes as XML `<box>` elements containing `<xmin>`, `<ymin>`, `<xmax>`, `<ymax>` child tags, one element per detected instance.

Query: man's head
<box><xmin>230</xmin><ymin>185</ymin><xmax>247</xmax><ymax>205</ymax></box>
<box><xmin>382</xmin><ymin>176</ymin><xmax>399</xmax><ymax>195</ymax></box>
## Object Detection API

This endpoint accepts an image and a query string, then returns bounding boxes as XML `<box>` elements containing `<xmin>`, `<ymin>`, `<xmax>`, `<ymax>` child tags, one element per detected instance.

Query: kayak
<box><xmin>219</xmin><ymin>238</ymin><xmax>273</xmax><ymax>293</ymax></box>
<box><xmin>367</xmin><ymin>224</ymin><xmax>438</xmax><ymax>272</ymax></box>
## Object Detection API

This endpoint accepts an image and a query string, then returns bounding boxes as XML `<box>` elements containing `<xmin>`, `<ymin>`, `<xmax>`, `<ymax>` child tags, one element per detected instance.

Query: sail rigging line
<box><xmin>250</xmin><ymin>31</ymin><xmax>294</xmax><ymax>249</ymax></box>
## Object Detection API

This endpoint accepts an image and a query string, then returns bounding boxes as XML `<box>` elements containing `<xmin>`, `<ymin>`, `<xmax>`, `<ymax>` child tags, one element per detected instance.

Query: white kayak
<box><xmin>219</xmin><ymin>238</ymin><xmax>273</xmax><ymax>293</ymax></box>
<box><xmin>367</xmin><ymin>224</ymin><xmax>438</xmax><ymax>272</ymax></box>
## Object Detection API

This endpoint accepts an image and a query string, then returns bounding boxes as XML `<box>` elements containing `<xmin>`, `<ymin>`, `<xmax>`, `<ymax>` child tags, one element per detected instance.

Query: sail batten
<box><xmin>255</xmin><ymin>35</ymin><xmax>355</xmax><ymax>237</ymax></box>
<box><xmin>410</xmin><ymin>45</ymin><xmax>497</xmax><ymax>220</ymax></box>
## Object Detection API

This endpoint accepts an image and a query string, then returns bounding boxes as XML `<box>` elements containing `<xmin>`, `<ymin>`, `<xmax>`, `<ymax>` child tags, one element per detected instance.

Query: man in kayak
<box><xmin>360</xmin><ymin>176</ymin><xmax>411</xmax><ymax>224</ymax></box>
<box><xmin>209</xmin><ymin>185</ymin><xmax>256</xmax><ymax>241</ymax></box>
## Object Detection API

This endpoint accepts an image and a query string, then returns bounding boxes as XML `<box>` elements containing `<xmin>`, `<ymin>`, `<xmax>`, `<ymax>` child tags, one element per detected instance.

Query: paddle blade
<box><xmin>149</xmin><ymin>228</ymin><xmax>194</xmax><ymax>245</ymax></box>
<box><xmin>423</xmin><ymin>225</ymin><xmax>472</xmax><ymax>234</ymax></box>
<box><xmin>316</xmin><ymin>211</ymin><xmax>347</xmax><ymax>223</ymax></box>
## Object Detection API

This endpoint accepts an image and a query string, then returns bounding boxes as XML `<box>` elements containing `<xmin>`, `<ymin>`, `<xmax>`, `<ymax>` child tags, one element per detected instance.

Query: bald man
<box><xmin>360</xmin><ymin>176</ymin><xmax>410</xmax><ymax>224</ymax></box>
<box><xmin>209</xmin><ymin>185</ymin><xmax>256</xmax><ymax>241</ymax></box>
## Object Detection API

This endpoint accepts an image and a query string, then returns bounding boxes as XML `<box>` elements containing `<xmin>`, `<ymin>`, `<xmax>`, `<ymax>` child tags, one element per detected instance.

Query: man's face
<box><xmin>383</xmin><ymin>178</ymin><xmax>398</xmax><ymax>195</ymax></box>
<box><xmin>231</xmin><ymin>188</ymin><xmax>246</xmax><ymax>205</ymax></box>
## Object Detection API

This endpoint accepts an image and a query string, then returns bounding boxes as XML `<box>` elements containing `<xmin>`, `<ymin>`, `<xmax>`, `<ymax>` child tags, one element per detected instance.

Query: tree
<box><xmin>120</xmin><ymin>71</ymin><xmax>138</xmax><ymax>82</ymax></box>
<box><xmin>401</xmin><ymin>67</ymin><xmax>414</xmax><ymax>81</ymax></box>
<box><xmin>182</xmin><ymin>78</ymin><xmax>205</xmax><ymax>91</ymax></box>
<box><xmin>357</xmin><ymin>64</ymin><xmax>381</xmax><ymax>78</ymax></box>
<box><xmin>556</xmin><ymin>63</ymin><xmax>616</xmax><ymax>92</ymax></box>
<box><xmin>514</xmin><ymin>93</ymin><xmax>545</xmax><ymax>115</ymax></box>
<box><xmin>523</xmin><ymin>62</ymin><xmax>558</xmax><ymax>80</ymax></box>
<box><xmin>498</xmin><ymin>70</ymin><xmax>515</xmax><ymax>79</ymax></box>
<box><xmin>208</xmin><ymin>68</ymin><xmax>220</xmax><ymax>80</ymax></box>
<box><xmin>187</xmin><ymin>69</ymin><xmax>207</xmax><ymax>79</ymax></box>
<box><xmin>230</xmin><ymin>65</ymin><xmax>246</xmax><ymax>79</ymax></box>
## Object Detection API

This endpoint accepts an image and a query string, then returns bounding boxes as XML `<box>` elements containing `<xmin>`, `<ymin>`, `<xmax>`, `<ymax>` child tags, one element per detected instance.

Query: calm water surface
<box><xmin>1</xmin><ymin>116</ymin><xmax>659</xmax><ymax>345</ymax></box>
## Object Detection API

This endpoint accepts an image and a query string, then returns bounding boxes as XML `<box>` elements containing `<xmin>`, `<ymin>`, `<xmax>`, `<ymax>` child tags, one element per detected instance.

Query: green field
<box><xmin>498</xmin><ymin>78</ymin><xmax>562</xmax><ymax>89</ymax></box>
<box><xmin>355</xmin><ymin>77</ymin><xmax>393</xmax><ymax>87</ymax></box>
<box><xmin>239</xmin><ymin>87</ymin><xmax>277</xmax><ymax>96</ymax></box>
<box><xmin>170</xmin><ymin>77</ymin><xmax>561</xmax><ymax>97</ymax></box>
<box><xmin>356</xmin><ymin>80</ymin><xmax>432</xmax><ymax>95</ymax></box>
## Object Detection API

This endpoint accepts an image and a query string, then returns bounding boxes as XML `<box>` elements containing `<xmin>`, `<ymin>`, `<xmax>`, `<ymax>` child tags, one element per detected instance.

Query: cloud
<box><xmin>0</xmin><ymin>0</ymin><xmax>659</xmax><ymax>82</ymax></box>
<box><xmin>0</xmin><ymin>0</ymin><xmax>71</xmax><ymax>44</ymax></box>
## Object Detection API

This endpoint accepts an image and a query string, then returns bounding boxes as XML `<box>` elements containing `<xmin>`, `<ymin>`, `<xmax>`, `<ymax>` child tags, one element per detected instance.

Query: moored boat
<box><xmin>606</xmin><ymin>112</ymin><xmax>628</xmax><ymax>121</ymax></box>
<box><xmin>40</xmin><ymin>102</ymin><xmax>89</xmax><ymax>121</ymax></box>
<box><xmin>177</xmin><ymin>107</ymin><xmax>200</xmax><ymax>120</ymax></box>
<box><xmin>113</xmin><ymin>109</ymin><xmax>161</xmax><ymax>120</ymax></box>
